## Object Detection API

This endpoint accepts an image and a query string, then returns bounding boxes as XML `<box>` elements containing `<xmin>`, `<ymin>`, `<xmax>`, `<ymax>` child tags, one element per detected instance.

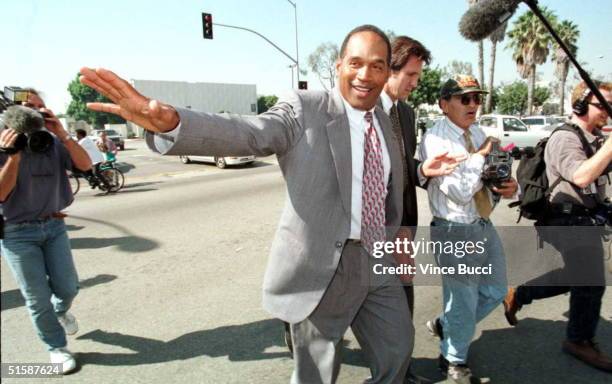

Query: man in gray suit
<box><xmin>381</xmin><ymin>35</ymin><xmax>434</xmax><ymax>384</ymax></box>
<box><xmin>79</xmin><ymin>25</ymin><xmax>462</xmax><ymax>384</ymax></box>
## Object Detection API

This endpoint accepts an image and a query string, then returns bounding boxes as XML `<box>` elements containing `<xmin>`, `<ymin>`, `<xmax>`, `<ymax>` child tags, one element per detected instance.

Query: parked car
<box><xmin>93</xmin><ymin>129</ymin><xmax>125</xmax><ymax>150</ymax></box>
<box><xmin>521</xmin><ymin>115</ymin><xmax>567</xmax><ymax>131</ymax></box>
<box><xmin>478</xmin><ymin>114</ymin><xmax>550</xmax><ymax>149</ymax></box>
<box><xmin>179</xmin><ymin>155</ymin><xmax>256</xmax><ymax>169</ymax></box>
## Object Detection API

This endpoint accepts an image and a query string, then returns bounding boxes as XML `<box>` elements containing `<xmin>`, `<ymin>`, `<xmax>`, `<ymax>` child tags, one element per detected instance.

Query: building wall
<box><xmin>131</xmin><ymin>79</ymin><xmax>258</xmax><ymax>115</ymax></box>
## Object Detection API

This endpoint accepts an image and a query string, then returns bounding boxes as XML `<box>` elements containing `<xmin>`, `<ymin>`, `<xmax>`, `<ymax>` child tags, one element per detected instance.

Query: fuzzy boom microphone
<box><xmin>459</xmin><ymin>0</ymin><xmax>522</xmax><ymax>41</ymax></box>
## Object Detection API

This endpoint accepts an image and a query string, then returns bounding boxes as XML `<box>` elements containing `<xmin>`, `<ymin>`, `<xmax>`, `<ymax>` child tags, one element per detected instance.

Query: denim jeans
<box><xmin>431</xmin><ymin>217</ymin><xmax>508</xmax><ymax>364</ymax></box>
<box><xmin>1</xmin><ymin>218</ymin><xmax>79</xmax><ymax>350</ymax></box>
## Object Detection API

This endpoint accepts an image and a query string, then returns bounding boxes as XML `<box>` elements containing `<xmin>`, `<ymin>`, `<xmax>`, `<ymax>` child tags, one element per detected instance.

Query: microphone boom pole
<box><xmin>523</xmin><ymin>0</ymin><xmax>612</xmax><ymax>116</ymax></box>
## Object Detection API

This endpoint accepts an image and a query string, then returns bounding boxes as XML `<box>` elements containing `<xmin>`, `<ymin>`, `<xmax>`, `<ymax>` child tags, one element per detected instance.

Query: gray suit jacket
<box><xmin>147</xmin><ymin>88</ymin><xmax>404</xmax><ymax>323</ymax></box>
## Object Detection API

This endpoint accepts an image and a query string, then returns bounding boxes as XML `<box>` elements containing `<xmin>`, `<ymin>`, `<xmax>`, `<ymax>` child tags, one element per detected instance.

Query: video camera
<box><xmin>0</xmin><ymin>86</ymin><xmax>54</xmax><ymax>154</ymax></box>
<box><xmin>481</xmin><ymin>141</ymin><xmax>516</xmax><ymax>189</ymax></box>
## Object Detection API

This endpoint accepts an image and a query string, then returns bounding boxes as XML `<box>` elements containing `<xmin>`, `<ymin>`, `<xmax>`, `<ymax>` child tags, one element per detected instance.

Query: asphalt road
<box><xmin>1</xmin><ymin>140</ymin><xmax>610</xmax><ymax>383</ymax></box>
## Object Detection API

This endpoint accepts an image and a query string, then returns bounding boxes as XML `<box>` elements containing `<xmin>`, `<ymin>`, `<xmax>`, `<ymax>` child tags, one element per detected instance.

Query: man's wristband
<box><xmin>60</xmin><ymin>133</ymin><xmax>73</xmax><ymax>143</ymax></box>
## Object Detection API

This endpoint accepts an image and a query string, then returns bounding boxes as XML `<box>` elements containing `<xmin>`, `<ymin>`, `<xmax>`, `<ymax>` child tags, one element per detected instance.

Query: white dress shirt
<box><xmin>78</xmin><ymin>137</ymin><xmax>105</xmax><ymax>164</ymax></box>
<box><xmin>380</xmin><ymin>90</ymin><xmax>396</xmax><ymax>115</ymax></box>
<box><xmin>418</xmin><ymin>117</ymin><xmax>493</xmax><ymax>224</ymax></box>
<box><xmin>340</xmin><ymin>97</ymin><xmax>391</xmax><ymax>239</ymax></box>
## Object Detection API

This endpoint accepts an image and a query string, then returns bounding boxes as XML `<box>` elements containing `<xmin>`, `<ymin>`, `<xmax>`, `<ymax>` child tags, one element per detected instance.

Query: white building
<box><xmin>129</xmin><ymin>79</ymin><xmax>258</xmax><ymax>138</ymax></box>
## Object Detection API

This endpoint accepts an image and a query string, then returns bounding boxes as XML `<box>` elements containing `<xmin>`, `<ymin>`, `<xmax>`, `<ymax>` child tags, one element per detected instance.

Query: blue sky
<box><xmin>3</xmin><ymin>0</ymin><xmax>611</xmax><ymax>113</ymax></box>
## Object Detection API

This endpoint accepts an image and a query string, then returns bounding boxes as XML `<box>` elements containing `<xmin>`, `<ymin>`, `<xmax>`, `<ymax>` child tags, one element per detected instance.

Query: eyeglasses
<box><xmin>456</xmin><ymin>93</ymin><xmax>482</xmax><ymax>106</ymax></box>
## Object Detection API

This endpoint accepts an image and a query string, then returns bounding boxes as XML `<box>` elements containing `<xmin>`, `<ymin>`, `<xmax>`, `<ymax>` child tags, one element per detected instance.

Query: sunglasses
<box><xmin>456</xmin><ymin>93</ymin><xmax>482</xmax><ymax>106</ymax></box>
<box><xmin>588</xmin><ymin>101</ymin><xmax>611</xmax><ymax>110</ymax></box>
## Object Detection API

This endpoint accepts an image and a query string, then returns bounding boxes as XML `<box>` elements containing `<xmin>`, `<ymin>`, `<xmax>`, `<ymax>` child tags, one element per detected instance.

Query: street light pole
<box><xmin>288</xmin><ymin>64</ymin><xmax>296</xmax><ymax>88</ymax></box>
<box><xmin>286</xmin><ymin>0</ymin><xmax>300</xmax><ymax>88</ymax></box>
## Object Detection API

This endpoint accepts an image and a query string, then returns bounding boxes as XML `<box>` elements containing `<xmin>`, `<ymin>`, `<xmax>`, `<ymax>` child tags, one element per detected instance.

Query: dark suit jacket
<box><xmin>396</xmin><ymin>100</ymin><xmax>419</xmax><ymax>227</ymax></box>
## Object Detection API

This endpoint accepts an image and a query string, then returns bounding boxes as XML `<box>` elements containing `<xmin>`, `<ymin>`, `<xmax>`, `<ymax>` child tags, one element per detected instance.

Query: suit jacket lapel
<box><xmin>326</xmin><ymin>89</ymin><xmax>352</xmax><ymax>218</ymax></box>
<box><xmin>375</xmin><ymin>105</ymin><xmax>403</xmax><ymax>232</ymax></box>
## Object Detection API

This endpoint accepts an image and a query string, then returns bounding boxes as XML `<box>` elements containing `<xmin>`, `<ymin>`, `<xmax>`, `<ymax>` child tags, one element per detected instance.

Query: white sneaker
<box><xmin>58</xmin><ymin>312</ymin><xmax>79</xmax><ymax>335</ymax></box>
<box><xmin>49</xmin><ymin>347</ymin><xmax>77</xmax><ymax>374</ymax></box>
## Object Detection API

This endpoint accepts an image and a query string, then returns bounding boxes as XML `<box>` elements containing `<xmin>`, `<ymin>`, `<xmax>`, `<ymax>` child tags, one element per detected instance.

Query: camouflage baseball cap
<box><xmin>440</xmin><ymin>75</ymin><xmax>488</xmax><ymax>99</ymax></box>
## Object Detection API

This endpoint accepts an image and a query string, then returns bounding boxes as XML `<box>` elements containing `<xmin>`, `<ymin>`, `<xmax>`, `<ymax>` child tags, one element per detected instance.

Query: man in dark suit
<box><xmin>380</xmin><ymin>36</ymin><xmax>432</xmax><ymax>384</ymax></box>
<box><xmin>79</xmin><ymin>25</ymin><xmax>462</xmax><ymax>383</ymax></box>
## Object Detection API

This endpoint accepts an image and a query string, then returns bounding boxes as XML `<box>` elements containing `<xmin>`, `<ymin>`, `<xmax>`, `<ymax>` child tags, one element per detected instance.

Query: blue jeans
<box><xmin>1</xmin><ymin>218</ymin><xmax>79</xmax><ymax>350</ymax></box>
<box><xmin>431</xmin><ymin>218</ymin><xmax>508</xmax><ymax>364</ymax></box>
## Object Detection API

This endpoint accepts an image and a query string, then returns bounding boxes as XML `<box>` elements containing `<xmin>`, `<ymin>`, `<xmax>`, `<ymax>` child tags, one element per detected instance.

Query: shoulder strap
<box><xmin>552</xmin><ymin>124</ymin><xmax>594</xmax><ymax>158</ymax></box>
<box><xmin>546</xmin><ymin>124</ymin><xmax>595</xmax><ymax>196</ymax></box>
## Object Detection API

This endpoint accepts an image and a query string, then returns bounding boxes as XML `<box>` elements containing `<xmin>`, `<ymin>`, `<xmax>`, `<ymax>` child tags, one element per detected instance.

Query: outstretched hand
<box><xmin>79</xmin><ymin>67</ymin><xmax>180</xmax><ymax>133</ymax></box>
<box><xmin>421</xmin><ymin>151</ymin><xmax>467</xmax><ymax>177</ymax></box>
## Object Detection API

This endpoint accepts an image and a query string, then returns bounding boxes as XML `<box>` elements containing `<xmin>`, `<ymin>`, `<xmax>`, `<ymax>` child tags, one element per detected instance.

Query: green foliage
<box><xmin>257</xmin><ymin>95</ymin><xmax>278</xmax><ymax>114</ymax></box>
<box><xmin>496</xmin><ymin>81</ymin><xmax>551</xmax><ymax>115</ymax></box>
<box><xmin>66</xmin><ymin>74</ymin><xmax>125</xmax><ymax>129</ymax></box>
<box><xmin>407</xmin><ymin>66</ymin><xmax>443</xmax><ymax>110</ymax></box>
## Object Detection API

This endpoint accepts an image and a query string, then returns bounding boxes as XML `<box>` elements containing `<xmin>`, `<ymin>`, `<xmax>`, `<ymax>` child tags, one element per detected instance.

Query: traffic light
<box><xmin>202</xmin><ymin>13</ymin><xmax>213</xmax><ymax>39</ymax></box>
<box><xmin>298</xmin><ymin>81</ymin><xmax>308</xmax><ymax>90</ymax></box>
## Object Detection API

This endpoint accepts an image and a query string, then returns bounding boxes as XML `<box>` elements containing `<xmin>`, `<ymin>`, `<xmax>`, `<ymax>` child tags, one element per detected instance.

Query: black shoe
<box><xmin>438</xmin><ymin>354</ymin><xmax>449</xmax><ymax>373</ymax></box>
<box><xmin>404</xmin><ymin>368</ymin><xmax>432</xmax><ymax>384</ymax></box>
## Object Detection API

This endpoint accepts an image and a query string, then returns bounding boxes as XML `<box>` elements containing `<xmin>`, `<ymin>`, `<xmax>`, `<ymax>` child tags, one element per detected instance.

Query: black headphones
<box><xmin>572</xmin><ymin>87</ymin><xmax>592</xmax><ymax>116</ymax></box>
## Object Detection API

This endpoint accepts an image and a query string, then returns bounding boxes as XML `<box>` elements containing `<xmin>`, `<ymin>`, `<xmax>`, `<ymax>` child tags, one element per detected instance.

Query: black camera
<box><xmin>481</xmin><ymin>141</ymin><xmax>513</xmax><ymax>189</ymax></box>
<box><xmin>0</xmin><ymin>87</ymin><xmax>54</xmax><ymax>154</ymax></box>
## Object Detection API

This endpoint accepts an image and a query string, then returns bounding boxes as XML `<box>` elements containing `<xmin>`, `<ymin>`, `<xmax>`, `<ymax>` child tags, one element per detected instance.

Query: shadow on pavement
<box><xmin>67</xmin><ymin>215</ymin><xmax>160</xmax><ymax>253</ymax></box>
<box><xmin>1</xmin><ymin>274</ymin><xmax>117</xmax><ymax>312</ymax></box>
<box><xmin>70</xmin><ymin>236</ymin><xmax>158</xmax><ymax>252</ymax></box>
<box><xmin>76</xmin><ymin>318</ymin><xmax>291</xmax><ymax>366</ymax></box>
<box><xmin>121</xmin><ymin>181</ymin><xmax>162</xmax><ymax>189</ymax></box>
<box><xmin>112</xmin><ymin>188</ymin><xmax>158</xmax><ymax>195</ymax></box>
<box><xmin>466</xmin><ymin>317</ymin><xmax>612</xmax><ymax>383</ymax></box>
<box><xmin>116</xmin><ymin>162</ymin><xmax>136</xmax><ymax>173</ymax></box>
<box><xmin>343</xmin><ymin>316</ymin><xmax>612</xmax><ymax>383</ymax></box>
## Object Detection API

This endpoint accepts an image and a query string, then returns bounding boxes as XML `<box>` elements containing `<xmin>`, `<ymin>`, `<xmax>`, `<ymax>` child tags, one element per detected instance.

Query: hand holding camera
<box><xmin>477</xmin><ymin>137</ymin><xmax>500</xmax><ymax>157</ymax></box>
<box><xmin>0</xmin><ymin>105</ymin><xmax>54</xmax><ymax>154</ymax></box>
<box><xmin>0</xmin><ymin>129</ymin><xmax>22</xmax><ymax>158</ymax></box>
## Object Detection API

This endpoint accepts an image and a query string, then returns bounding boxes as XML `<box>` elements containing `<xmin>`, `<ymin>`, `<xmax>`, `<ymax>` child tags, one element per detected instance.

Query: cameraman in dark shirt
<box><xmin>504</xmin><ymin>81</ymin><xmax>612</xmax><ymax>372</ymax></box>
<box><xmin>0</xmin><ymin>89</ymin><xmax>91</xmax><ymax>374</ymax></box>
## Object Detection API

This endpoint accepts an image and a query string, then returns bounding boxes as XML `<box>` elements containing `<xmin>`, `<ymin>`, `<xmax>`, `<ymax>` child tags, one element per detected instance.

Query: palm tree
<box><xmin>485</xmin><ymin>22</ymin><xmax>508</xmax><ymax>113</ymax></box>
<box><xmin>468</xmin><ymin>0</ymin><xmax>485</xmax><ymax>114</ymax></box>
<box><xmin>552</xmin><ymin>20</ymin><xmax>579</xmax><ymax>115</ymax></box>
<box><xmin>507</xmin><ymin>8</ymin><xmax>557</xmax><ymax>115</ymax></box>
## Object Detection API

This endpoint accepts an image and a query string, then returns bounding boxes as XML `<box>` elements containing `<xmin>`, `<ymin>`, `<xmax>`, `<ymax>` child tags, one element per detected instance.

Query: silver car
<box><xmin>179</xmin><ymin>155</ymin><xmax>256</xmax><ymax>169</ymax></box>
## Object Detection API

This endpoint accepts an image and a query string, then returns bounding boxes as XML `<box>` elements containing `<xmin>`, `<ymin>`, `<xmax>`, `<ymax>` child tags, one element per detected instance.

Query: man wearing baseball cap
<box><xmin>418</xmin><ymin>75</ymin><xmax>519</xmax><ymax>383</ymax></box>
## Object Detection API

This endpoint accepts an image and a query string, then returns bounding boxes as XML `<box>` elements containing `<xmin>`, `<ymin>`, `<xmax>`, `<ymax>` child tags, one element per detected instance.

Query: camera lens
<box><xmin>28</xmin><ymin>131</ymin><xmax>53</xmax><ymax>153</ymax></box>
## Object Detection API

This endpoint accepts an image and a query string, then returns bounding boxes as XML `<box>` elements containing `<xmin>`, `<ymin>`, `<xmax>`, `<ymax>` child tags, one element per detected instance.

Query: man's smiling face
<box><xmin>336</xmin><ymin>31</ymin><xmax>389</xmax><ymax>111</ymax></box>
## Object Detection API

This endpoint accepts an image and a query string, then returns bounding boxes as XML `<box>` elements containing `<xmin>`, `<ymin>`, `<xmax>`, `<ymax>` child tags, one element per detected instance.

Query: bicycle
<box><xmin>68</xmin><ymin>160</ymin><xmax>125</xmax><ymax>195</ymax></box>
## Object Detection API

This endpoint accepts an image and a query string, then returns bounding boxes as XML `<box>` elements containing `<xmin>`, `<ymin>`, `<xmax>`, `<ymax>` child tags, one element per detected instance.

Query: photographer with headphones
<box><xmin>0</xmin><ymin>88</ymin><xmax>91</xmax><ymax>374</ymax></box>
<box><xmin>504</xmin><ymin>81</ymin><xmax>612</xmax><ymax>372</ymax></box>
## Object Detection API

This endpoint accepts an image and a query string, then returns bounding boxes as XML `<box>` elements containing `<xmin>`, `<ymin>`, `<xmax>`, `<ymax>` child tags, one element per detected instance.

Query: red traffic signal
<box><xmin>298</xmin><ymin>81</ymin><xmax>308</xmax><ymax>90</ymax></box>
<box><xmin>202</xmin><ymin>13</ymin><xmax>213</xmax><ymax>39</ymax></box>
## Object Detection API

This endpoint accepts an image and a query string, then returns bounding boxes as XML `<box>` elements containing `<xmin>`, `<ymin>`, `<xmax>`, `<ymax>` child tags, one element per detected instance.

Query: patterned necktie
<box><xmin>389</xmin><ymin>104</ymin><xmax>408</xmax><ymax>185</ymax></box>
<box><xmin>361</xmin><ymin>112</ymin><xmax>386</xmax><ymax>255</ymax></box>
<box><xmin>464</xmin><ymin>130</ymin><xmax>493</xmax><ymax>219</ymax></box>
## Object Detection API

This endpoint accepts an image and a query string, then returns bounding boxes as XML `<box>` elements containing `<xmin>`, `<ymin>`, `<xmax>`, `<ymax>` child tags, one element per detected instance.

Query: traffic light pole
<box><xmin>286</xmin><ymin>0</ymin><xmax>300</xmax><ymax>86</ymax></box>
<box><xmin>214</xmin><ymin>23</ymin><xmax>298</xmax><ymax>69</ymax></box>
